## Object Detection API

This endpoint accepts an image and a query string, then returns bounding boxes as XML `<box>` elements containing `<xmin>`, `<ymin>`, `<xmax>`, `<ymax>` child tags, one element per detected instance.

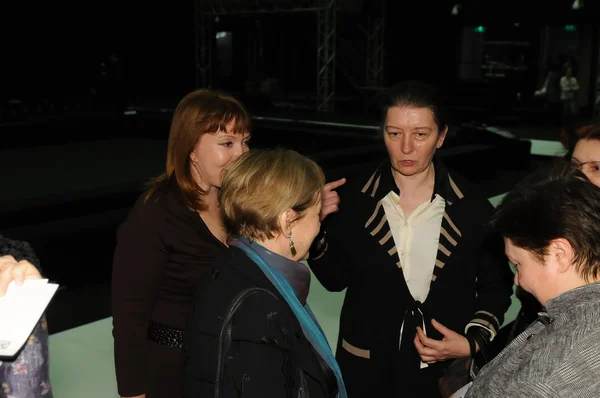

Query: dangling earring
<box><xmin>287</xmin><ymin>230</ymin><xmax>297</xmax><ymax>257</ymax></box>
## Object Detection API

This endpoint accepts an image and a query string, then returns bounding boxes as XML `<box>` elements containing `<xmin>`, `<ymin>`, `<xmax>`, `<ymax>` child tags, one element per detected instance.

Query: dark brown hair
<box><xmin>492</xmin><ymin>160</ymin><xmax>600</xmax><ymax>282</ymax></box>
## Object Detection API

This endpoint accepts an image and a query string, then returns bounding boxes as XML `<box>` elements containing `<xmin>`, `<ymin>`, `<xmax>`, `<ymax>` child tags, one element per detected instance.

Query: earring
<box><xmin>287</xmin><ymin>230</ymin><xmax>297</xmax><ymax>257</ymax></box>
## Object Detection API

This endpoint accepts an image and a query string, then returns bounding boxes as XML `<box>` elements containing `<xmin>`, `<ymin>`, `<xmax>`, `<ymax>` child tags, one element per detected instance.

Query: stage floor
<box><xmin>1</xmin><ymin>114</ymin><xmax>566</xmax><ymax>397</ymax></box>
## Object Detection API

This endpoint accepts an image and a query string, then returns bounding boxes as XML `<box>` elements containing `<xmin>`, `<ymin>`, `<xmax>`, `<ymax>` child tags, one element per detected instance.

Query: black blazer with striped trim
<box><xmin>308</xmin><ymin>157</ymin><xmax>514</xmax><ymax>397</ymax></box>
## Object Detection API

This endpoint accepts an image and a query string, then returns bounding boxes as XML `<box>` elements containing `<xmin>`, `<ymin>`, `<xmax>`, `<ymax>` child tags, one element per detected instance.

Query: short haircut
<box><xmin>379</xmin><ymin>80</ymin><xmax>448</xmax><ymax>133</ymax></box>
<box><xmin>492</xmin><ymin>160</ymin><xmax>600</xmax><ymax>282</ymax></box>
<box><xmin>220</xmin><ymin>148</ymin><xmax>325</xmax><ymax>241</ymax></box>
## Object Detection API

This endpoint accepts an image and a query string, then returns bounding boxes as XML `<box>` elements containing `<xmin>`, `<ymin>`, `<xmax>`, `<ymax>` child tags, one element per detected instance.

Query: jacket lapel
<box><xmin>360</xmin><ymin>158</ymin><xmax>466</xmax><ymax>287</ymax></box>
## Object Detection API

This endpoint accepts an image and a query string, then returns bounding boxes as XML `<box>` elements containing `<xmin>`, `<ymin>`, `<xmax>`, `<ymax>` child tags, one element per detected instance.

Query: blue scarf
<box><xmin>228</xmin><ymin>236</ymin><xmax>347</xmax><ymax>398</ymax></box>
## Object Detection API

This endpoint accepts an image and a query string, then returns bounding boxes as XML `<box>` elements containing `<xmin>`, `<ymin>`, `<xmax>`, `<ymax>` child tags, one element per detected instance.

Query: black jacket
<box><xmin>111</xmin><ymin>185</ymin><xmax>227</xmax><ymax>396</ymax></box>
<box><xmin>183</xmin><ymin>246</ymin><xmax>337</xmax><ymax>398</ymax></box>
<box><xmin>308</xmin><ymin>158</ymin><xmax>514</xmax><ymax>397</ymax></box>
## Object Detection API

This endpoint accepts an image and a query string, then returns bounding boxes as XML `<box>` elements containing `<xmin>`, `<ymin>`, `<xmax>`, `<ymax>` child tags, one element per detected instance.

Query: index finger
<box><xmin>0</xmin><ymin>255</ymin><xmax>17</xmax><ymax>265</ymax></box>
<box><xmin>324</xmin><ymin>178</ymin><xmax>346</xmax><ymax>191</ymax></box>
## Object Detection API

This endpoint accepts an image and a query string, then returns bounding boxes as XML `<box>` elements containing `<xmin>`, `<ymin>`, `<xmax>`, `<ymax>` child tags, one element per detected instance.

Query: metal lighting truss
<box><xmin>365</xmin><ymin>0</ymin><xmax>385</xmax><ymax>88</ymax></box>
<box><xmin>316</xmin><ymin>0</ymin><xmax>336</xmax><ymax>112</ymax></box>
<box><xmin>194</xmin><ymin>0</ymin><xmax>337</xmax><ymax>112</ymax></box>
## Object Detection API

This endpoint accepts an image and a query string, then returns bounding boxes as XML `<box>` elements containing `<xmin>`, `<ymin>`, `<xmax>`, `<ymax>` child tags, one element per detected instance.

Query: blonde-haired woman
<box><xmin>111</xmin><ymin>89</ymin><xmax>251</xmax><ymax>398</ymax></box>
<box><xmin>183</xmin><ymin>148</ymin><xmax>346</xmax><ymax>398</ymax></box>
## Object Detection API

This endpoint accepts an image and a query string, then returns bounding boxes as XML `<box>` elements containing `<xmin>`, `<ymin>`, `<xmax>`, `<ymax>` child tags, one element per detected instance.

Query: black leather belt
<box><xmin>148</xmin><ymin>320</ymin><xmax>184</xmax><ymax>348</ymax></box>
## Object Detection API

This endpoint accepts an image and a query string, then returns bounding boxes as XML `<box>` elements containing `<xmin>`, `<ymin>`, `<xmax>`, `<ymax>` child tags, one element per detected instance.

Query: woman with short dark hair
<box><xmin>308</xmin><ymin>80</ymin><xmax>514</xmax><ymax>397</ymax></box>
<box><xmin>460</xmin><ymin>161</ymin><xmax>600</xmax><ymax>398</ymax></box>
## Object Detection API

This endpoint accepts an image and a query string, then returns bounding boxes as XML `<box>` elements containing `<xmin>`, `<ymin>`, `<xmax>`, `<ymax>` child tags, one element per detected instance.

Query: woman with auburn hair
<box><xmin>111</xmin><ymin>89</ymin><xmax>252</xmax><ymax>398</ymax></box>
<box><xmin>183</xmin><ymin>148</ymin><xmax>346</xmax><ymax>398</ymax></box>
<box><xmin>571</xmin><ymin>121</ymin><xmax>600</xmax><ymax>187</ymax></box>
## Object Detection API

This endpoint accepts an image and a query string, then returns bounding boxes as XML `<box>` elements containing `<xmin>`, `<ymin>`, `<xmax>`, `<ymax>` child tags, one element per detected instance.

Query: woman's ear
<box><xmin>278</xmin><ymin>209</ymin><xmax>298</xmax><ymax>234</ymax></box>
<box><xmin>549</xmin><ymin>238</ymin><xmax>575</xmax><ymax>274</ymax></box>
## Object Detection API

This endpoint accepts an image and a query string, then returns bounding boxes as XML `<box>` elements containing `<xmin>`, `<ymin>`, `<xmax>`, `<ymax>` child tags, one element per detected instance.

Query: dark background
<box><xmin>2</xmin><ymin>0</ymin><xmax>599</xmax><ymax>334</ymax></box>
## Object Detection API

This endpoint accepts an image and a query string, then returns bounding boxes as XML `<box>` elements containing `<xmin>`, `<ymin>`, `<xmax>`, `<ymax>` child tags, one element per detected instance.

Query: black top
<box><xmin>308</xmin><ymin>157</ymin><xmax>514</xmax><ymax>396</ymax></box>
<box><xmin>111</xmin><ymin>184</ymin><xmax>227</xmax><ymax>396</ymax></box>
<box><xmin>0</xmin><ymin>235</ymin><xmax>40</xmax><ymax>269</ymax></box>
<box><xmin>183</xmin><ymin>246</ymin><xmax>337</xmax><ymax>398</ymax></box>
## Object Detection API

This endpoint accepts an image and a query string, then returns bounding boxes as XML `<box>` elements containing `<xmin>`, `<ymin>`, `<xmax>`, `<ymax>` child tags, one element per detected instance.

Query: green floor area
<box><xmin>47</xmin><ymin>140</ymin><xmax>565</xmax><ymax>397</ymax></box>
<box><xmin>47</xmin><ymin>191</ymin><xmax>523</xmax><ymax>398</ymax></box>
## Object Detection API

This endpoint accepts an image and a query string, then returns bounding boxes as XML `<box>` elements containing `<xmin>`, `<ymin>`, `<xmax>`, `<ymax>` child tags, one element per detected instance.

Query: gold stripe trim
<box><xmin>475</xmin><ymin>310</ymin><xmax>500</xmax><ymax>327</ymax></box>
<box><xmin>449</xmin><ymin>175</ymin><xmax>465</xmax><ymax>199</ymax></box>
<box><xmin>443</xmin><ymin>212</ymin><xmax>462</xmax><ymax>237</ymax></box>
<box><xmin>435</xmin><ymin>259</ymin><xmax>445</xmax><ymax>268</ymax></box>
<box><xmin>342</xmin><ymin>339</ymin><xmax>371</xmax><ymax>359</ymax></box>
<box><xmin>361</xmin><ymin>170</ymin><xmax>377</xmax><ymax>193</ymax></box>
<box><xmin>365</xmin><ymin>201</ymin><xmax>382</xmax><ymax>229</ymax></box>
<box><xmin>388</xmin><ymin>246</ymin><xmax>397</xmax><ymax>256</ymax></box>
<box><xmin>370</xmin><ymin>214</ymin><xmax>387</xmax><ymax>236</ymax></box>
<box><xmin>439</xmin><ymin>243</ymin><xmax>451</xmax><ymax>257</ymax></box>
<box><xmin>370</xmin><ymin>175</ymin><xmax>381</xmax><ymax>197</ymax></box>
<box><xmin>440</xmin><ymin>227</ymin><xmax>457</xmax><ymax>246</ymax></box>
<box><xmin>379</xmin><ymin>230</ymin><xmax>392</xmax><ymax>245</ymax></box>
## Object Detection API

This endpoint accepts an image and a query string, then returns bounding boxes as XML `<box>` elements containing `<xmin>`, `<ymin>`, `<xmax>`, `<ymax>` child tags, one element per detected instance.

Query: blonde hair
<box><xmin>220</xmin><ymin>148</ymin><xmax>325</xmax><ymax>241</ymax></box>
<box><xmin>145</xmin><ymin>89</ymin><xmax>251</xmax><ymax>211</ymax></box>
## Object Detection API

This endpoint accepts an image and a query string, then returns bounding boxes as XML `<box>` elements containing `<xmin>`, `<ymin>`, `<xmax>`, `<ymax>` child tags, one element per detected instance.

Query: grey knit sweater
<box><xmin>465</xmin><ymin>281</ymin><xmax>600</xmax><ymax>397</ymax></box>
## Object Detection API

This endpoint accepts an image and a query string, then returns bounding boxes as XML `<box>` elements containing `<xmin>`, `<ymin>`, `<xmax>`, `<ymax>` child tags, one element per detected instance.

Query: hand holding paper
<box><xmin>0</xmin><ymin>255</ymin><xmax>42</xmax><ymax>296</ymax></box>
<box><xmin>0</xmin><ymin>278</ymin><xmax>58</xmax><ymax>357</ymax></box>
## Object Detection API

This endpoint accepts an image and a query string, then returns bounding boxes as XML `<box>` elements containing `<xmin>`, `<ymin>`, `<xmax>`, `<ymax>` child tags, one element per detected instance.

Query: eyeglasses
<box><xmin>574</xmin><ymin>161</ymin><xmax>600</xmax><ymax>175</ymax></box>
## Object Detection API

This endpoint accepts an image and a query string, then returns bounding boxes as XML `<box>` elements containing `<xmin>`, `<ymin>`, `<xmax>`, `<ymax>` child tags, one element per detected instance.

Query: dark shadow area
<box><xmin>4</xmin><ymin>1</ymin><xmax>597</xmax><ymax>337</ymax></box>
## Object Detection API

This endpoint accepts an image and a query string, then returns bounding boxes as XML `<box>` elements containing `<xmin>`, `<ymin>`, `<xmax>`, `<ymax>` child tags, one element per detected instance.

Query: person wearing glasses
<box><xmin>571</xmin><ymin>122</ymin><xmax>600</xmax><ymax>187</ymax></box>
<box><xmin>455</xmin><ymin>161</ymin><xmax>600</xmax><ymax>398</ymax></box>
<box><xmin>509</xmin><ymin>120</ymin><xmax>600</xmax><ymax>345</ymax></box>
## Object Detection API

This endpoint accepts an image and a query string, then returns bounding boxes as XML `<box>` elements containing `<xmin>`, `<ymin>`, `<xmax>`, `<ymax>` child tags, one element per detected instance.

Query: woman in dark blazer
<box><xmin>309</xmin><ymin>81</ymin><xmax>515</xmax><ymax>397</ymax></box>
<box><xmin>183</xmin><ymin>149</ymin><xmax>346</xmax><ymax>398</ymax></box>
<box><xmin>111</xmin><ymin>89</ymin><xmax>252</xmax><ymax>398</ymax></box>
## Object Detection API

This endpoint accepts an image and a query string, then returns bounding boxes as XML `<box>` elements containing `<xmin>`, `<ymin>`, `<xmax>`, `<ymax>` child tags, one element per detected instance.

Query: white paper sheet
<box><xmin>0</xmin><ymin>278</ymin><xmax>59</xmax><ymax>357</ymax></box>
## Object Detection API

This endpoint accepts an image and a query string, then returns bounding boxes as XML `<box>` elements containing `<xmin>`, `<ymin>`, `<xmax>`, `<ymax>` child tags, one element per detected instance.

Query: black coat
<box><xmin>183</xmin><ymin>246</ymin><xmax>337</xmax><ymax>398</ymax></box>
<box><xmin>308</xmin><ymin>158</ymin><xmax>514</xmax><ymax>397</ymax></box>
